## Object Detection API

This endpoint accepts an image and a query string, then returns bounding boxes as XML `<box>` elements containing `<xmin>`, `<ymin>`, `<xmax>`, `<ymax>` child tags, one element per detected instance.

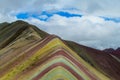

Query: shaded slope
<box><xmin>0</xmin><ymin>22</ymin><xmax>9</xmax><ymax>31</ymax></box>
<box><xmin>65</xmin><ymin>40</ymin><xmax>120</xmax><ymax>80</ymax></box>
<box><xmin>0</xmin><ymin>20</ymin><xmax>48</xmax><ymax>49</ymax></box>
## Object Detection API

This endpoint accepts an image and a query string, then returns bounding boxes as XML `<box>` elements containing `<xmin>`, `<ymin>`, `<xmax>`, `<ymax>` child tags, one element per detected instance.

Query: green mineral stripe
<box><xmin>40</xmin><ymin>66</ymin><xmax>77</xmax><ymax>80</ymax></box>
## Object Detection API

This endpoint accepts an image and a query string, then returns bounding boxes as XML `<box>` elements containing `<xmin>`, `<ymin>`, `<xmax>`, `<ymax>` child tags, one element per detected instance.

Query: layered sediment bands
<box><xmin>65</xmin><ymin>40</ymin><xmax>120</xmax><ymax>80</ymax></box>
<box><xmin>0</xmin><ymin>36</ymin><xmax>110</xmax><ymax>80</ymax></box>
<box><xmin>0</xmin><ymin>21</ymin><xmax>120</xmax><ymax>80</ymax></box>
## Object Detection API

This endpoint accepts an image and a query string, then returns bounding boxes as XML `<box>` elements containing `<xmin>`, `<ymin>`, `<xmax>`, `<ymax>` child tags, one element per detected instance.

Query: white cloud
<box><xmin>0</xmin><ymin>0</ymin><xmax>120</xmax><ymax>16</ymax></box>
<box><xmin>0</xmin><ymin>0</ymin><xmax>120</xmax><ymax>49</ymax></box>
<box><xmin>0</xmin><ymin>0</ymin><xmax>120</xmax><ymax>23</ymax></box>
<box><xmin>0</xmin><ymin>13</ymin><xmax>17</xmax><ymax>23</ymax></box>
<box><xmin>26</xmin><ymin>15</ymin><xmax>120</xmax><ymax>50</ymax></box>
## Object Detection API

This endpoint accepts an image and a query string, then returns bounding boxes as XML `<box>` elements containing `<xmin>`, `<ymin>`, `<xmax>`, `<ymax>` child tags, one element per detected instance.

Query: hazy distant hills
<box><xmin>0</xmin><ymin>20</ymin><xmax>120</xmax><ymax>80</ymax></box>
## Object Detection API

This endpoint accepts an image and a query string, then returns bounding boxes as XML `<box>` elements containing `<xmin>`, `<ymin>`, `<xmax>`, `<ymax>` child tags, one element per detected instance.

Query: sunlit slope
<box><xmin>0</xmin><ymin>36</ymin><xmax>110</xmax><ymax>80</ymax></box>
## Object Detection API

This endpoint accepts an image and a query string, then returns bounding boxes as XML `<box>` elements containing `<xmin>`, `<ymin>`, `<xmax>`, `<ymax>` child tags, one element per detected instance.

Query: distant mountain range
<box><xmin>0</xmin><ymin>20</ymin><xmax>120</xmax><ymax>80</ymax></box>
<box><xmin>104</xmin><ymin>48</ymin><xmax>120</xmax><ymax>60</ymax></box>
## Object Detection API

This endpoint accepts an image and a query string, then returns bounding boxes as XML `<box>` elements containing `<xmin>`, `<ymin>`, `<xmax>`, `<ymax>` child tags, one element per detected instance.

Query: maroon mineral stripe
<box><xmin>20</xmin><ymin>49</ymin><xmax>98</xmax><ymax>80</ymax></box>
<box><xmin>33</xmin><ymin>49</ymin><xmax>98</xmax><ymax>80</ymax></box>
<box><xmin>33</xmin><ymin>62</ymin><xmax>83</xmax><ymax>80</ymax></box>
<box><xmin>16</xmin><ymin>49</ymin><xmax>98</xmax><ymax>80</ymax></box>
<box><xmin>54</xmin><ymin>50</ymin><xmax>98</xmax><ymax>80</ymax></box>
<box><xmin>0</xmin><ymin>35</ymin><xmax>57</xmax><ymax>76</ymax></box>
<box><xmin>9</xmin><ymin>36</ymin><xmax>96</xmax><ymax>79</ymax></box>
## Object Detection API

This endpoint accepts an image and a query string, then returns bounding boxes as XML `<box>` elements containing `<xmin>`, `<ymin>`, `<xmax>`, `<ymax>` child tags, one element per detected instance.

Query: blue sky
<box><xmin>16</xmin><ymin>11</ymin><xmax>82</xmax><ymax>21</ymax></box>
<box><xmin>0</xmin><ymin>0</ymin><xmax>120</xmax><ymax>50</ymax></box>
<box><xmin>16</xmin><ymin>11</ymin><xmax>120</xmax><ymax>23</ymax></box>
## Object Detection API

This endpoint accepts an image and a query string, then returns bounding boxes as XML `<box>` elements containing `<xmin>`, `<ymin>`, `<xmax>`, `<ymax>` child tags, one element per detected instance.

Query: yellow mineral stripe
<box><xmin>0</xmin><ymin>38</ymin><xmax>110</xmax><ymax>80</ymax></box>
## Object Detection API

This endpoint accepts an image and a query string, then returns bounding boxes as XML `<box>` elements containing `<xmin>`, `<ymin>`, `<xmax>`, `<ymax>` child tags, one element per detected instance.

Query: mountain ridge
<box><xmin>0</xmin><ymin>20</ymin><xmax>48</xmax><ymax>49</ymax></box>
<box><xmin>0</xmin><ymin>20</ymin><xmax>120</xmax><ymax>80</ymax></box>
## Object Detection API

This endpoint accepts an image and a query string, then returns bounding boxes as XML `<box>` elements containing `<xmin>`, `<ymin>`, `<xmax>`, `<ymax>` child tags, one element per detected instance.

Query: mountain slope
<box><xmin>0</xmin><ymin>20</ymin><xmax>120</xmax><ymax>80</ymax></box>
<box><xmin>65</xmin><ymin>40</ymin><xmax>120</xmax><ymax>80</ymax></box>
<box><xmin>0</xmin><ymin>20</ymin><xmax>48</xmax><ymax>49</ymax></box>
<box><xmin>0</xmin><ymin>35</ymin><xmax>109</xmax><ymax>80</ymax></box>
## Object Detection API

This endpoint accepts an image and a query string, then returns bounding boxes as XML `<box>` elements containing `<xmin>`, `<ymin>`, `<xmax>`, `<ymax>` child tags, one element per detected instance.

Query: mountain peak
<box><xmin>0</xmin><ymin>20</ymin><xmax>120</xmax><ymax>80</ymax></box>
<box><xmin>0</xmin><ymin>20</ymin><xmax>48</xmax><ymax>49</ymax></box>
<box><xmin>13</xmin><ymin>20</ymin><xmax>28</xmax><ymax>24</ymax></box>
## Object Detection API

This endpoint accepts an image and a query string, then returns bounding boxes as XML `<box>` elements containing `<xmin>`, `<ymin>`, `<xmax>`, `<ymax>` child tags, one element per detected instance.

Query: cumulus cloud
<box><xmin>0</xmin><ymin>0</ymin><xmax>120</xmax><ymax>49</ymax></box>
<box><xmin>26</xmin><ymin>15</ymin><xmax>120</xmax><ymax>50</ymax></box>
<box><xmin>0</xmin><ymin>0</ymin><xmax>120</xmax><ymax>16</ymax></box>
<box><xmin>0</xmin><ymin>0</ymin><xmax>120</xmax><ymax>22</ymax></box>
<box><xmin>0</xmin><ymin>13</ymin><xmax>17</xmax><ymax>23</ymax></box>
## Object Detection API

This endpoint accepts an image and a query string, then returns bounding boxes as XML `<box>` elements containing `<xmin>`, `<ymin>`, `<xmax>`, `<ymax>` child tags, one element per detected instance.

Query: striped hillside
<box><xmin>0</xmin><ymin>21</ymin><xmax>120</xmax><ymax>80</ymax></box>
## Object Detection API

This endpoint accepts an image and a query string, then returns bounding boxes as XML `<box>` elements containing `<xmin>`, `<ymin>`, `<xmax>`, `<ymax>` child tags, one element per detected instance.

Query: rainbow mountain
<box><xmin>0</xmin><ymin>20</ymin><xmax>120</xmax><ymax>80</ymax></box>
